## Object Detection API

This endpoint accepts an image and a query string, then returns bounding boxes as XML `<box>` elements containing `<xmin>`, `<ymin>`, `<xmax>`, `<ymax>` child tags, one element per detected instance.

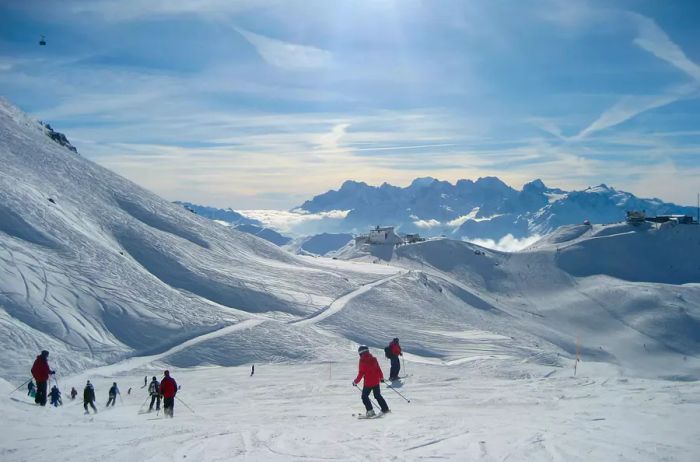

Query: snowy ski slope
<box><xmin>1</xmin><ymin>99</ymin><xmax>700</xmax><ymax>461</ymax></box>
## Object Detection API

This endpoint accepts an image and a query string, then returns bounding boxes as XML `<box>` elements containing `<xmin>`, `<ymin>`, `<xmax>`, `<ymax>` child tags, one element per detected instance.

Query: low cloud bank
<box><xmin>465</xmin><ymin>234</ymin><xmax>542</xmax><ymax>252</ymax></box>
<box><xmin>237</xmin><ymin>209</ymin><xmax>350</xmax><ymax>236</ymax></box>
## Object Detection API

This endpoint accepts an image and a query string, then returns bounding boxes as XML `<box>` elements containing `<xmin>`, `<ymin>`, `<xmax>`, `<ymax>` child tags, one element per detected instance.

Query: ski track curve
<box><xmin>291</xmin><ymin>271</ymin><xmax>406</xmax><ymax>327</ymax></box>
<box><xmin>66</xmin><ymin>270</ymin><xmax>405</xmax><ymax>381</ymax></box>
<box><xmin>69</xmin><ymin>318</ymin><xmax>265</xmax><ymax>382</ymax></box>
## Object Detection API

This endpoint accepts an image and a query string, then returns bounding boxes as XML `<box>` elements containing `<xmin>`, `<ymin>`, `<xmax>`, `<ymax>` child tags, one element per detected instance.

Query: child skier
<box><xmin>106</xmin><ymin>382</ymin><xmax>120</xmax><ymax>407</ymax></box>
<box><xmin>49</xmin><ymin>385</ymin><xmax>62</xmax><ymax>407</ymax></box>
<box><xmin>70</xmin><ymin>387</ymin><xmax>77</xmax><ymax>400</ymax></box>
<box><xmin>83</xmin><ymin>380</ymin><xmax>97</xmax><ymax>414</ymax></box>
<box><xmin>353</xmin><ymin>345</ymin><xmax>390</xmax><ymax>417</ymax></box>
<box><xmin>27</xmin><ymin>381</ymin><xmax>35</xmax><ymax>397</ymax></box>
<box><xmin>159</xmin><ymin>370</ymin><xmax>177</xmax><ymax>417</ymax></box>
<box><xmin>148</xmin><ymin>376</ymin><xmax>160</xmax><ymax>412</ymax></box>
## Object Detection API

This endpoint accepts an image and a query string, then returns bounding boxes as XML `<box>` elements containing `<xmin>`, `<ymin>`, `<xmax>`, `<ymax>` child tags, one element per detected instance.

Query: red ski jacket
<box><xmin>354</xmin><ymin>353</ymin><xmax>384</xmax><ymax>388</ymax></box>
<box><xmin>390</xmin><ymin>341</ymin><xmax>402</xmax><ymax>357</ymax></box>
<box><xmin>160</xmin><ymin>376</ymin><xmax>178</xmax><ymax>398</ymax></box>
<box><xmin>31</xmin><ymin>355</ymin><xmax>51</xmax><ymax>382</ymax></box>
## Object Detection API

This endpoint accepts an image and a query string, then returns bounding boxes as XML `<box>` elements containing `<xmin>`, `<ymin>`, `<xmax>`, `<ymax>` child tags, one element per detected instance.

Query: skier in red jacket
<box><xmin>387</xmin><ymin>338</ymin><xmax>402</xmax><ymax>381</ymax></box>
<box><xmin>353</xmin><ymin>346</ymin><xmax>390</xmax><ymax>417</ymax></box>
<box><xmin>30</xmin><ymin>350</ymin><xmax>55</xmax><ymax>406</ymax></box>
<box><xmin>159</xmin><ymin>370</ymin><xmax>178</xmax><ymax>417</ymax></box>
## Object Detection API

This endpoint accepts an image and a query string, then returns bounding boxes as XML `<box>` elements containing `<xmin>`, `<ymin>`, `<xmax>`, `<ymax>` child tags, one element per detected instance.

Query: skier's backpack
<box><xmin>384</xmin><ymin>346</ymin><xmax>393</xmax><ymax>359</ymax></box>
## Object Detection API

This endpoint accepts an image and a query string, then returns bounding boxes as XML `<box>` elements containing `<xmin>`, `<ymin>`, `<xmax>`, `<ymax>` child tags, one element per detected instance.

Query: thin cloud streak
<box><xmin>234</xmin><ymin>27</ymin><xmax>333</xmax><ymax>70</ymax></box>
<box><xmin>573</xmin><ymin>13</ymin><xmax>700</xmax><ymax>140</ymax></box>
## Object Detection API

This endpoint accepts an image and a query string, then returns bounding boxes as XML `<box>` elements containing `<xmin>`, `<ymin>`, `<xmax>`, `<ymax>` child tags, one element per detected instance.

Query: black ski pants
<box><xmin>84</xmin><ymin>400</ymin><xmax>97</xmax><ymax>413</ymax></box>
<box><xmin>163</xmin><ymin>396</ymin><xmax>175</xmax><ymax>417</ymax></box>
<box><xmin>389</xmin><ymin>356</ymin><xmax>400</xmax><ymax>379</ymax></box>
<box><xmin>361</xmin><ymin>385</ymin><xmax>389</xmax><ymax>412</ymax></box>
<box><xmin>35</xmin><ymin>381</ymin><xmax>47</xmax><ymax>406</ymax></box>
<box><xmin>149</xmin><ymin>394</ymin><xmax>161</xmax><ymax>411</ymax></box>
<box><xmin>106</xmin><ymin>395</ymin><xmax>116</xmax><ymax>407</ymax></box>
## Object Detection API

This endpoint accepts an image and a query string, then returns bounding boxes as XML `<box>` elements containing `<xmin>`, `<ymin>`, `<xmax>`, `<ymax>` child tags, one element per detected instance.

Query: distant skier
<box><xmin>353</xmin><ymin>345</ymin><xmax>390</xmax><ymax>418</ymax></box>
<box><xmin>159</xmin><ymin>370</ymin><xmax>177</xmax><ymax>417</ymax></box>
<box><xmin>70</xmin><ymin>387</ymin><xmax>77</xmax><ymax>400</ymax></box>
<box><xmin>106</xmin><ymin>382</ymin><xmax>120</xmax><ymax>407</ymax></box>
<box><xmin>251</xmin><ymin>364</ymin><xmax>255</xmax><ymax>376</ymax></box>
<box><xmin>27</xmin><ymin>381</ymin><xmax>35</xmax><ymax>397</ymax></box>
<box><xmin>31</xmin><ymin>350</ymin><xmax>55</xmax><ymax>406</ymax></box>
<box><xmin>127</xmin><ymin>387</ymin><xmax>131</xmax><ymax>395</ymax></box>
<box><xmin>49</xmin><ymin>385</ymin><xmax>62</xmax><ymax>407</ymax></box>
<box><xmin>385</xmin><ymin>338</ymin><xmax>402</xmax><ymax>380</ymax></box>
<box><xmin>147</xmin><ymin>376</ymin><xmax>161</xmax><ymax>412</ymax></box>
<box><xmin>144</xmin><ymin>376</ymin><xmax>147</xmax><ymax>387</ymax></box>
<box><xmin>83</xmin><ymin>380</ymin><xmax>97</xmax><ymax>414</ymax></box>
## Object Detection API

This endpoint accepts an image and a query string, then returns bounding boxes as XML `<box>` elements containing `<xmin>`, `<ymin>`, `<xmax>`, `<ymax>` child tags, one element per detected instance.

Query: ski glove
<box><xmin>50</xmin><ymin>370</ymin><xmax>56</xmax><ymax>375</ymax></box>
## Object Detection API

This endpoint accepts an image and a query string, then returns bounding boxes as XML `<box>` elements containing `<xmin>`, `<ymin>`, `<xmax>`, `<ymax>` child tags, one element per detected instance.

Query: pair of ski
<box><xmin>353</xmin><ymin>411</ymin><xmax>388</xmax><ymax>419</ymax></box>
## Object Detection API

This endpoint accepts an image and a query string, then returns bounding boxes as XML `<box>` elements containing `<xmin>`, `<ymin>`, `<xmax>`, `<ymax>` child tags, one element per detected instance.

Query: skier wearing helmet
<box><xmin>353</xmin><ymin>345</ymin><xmax>390</xmax><ymax>418</ymax></box>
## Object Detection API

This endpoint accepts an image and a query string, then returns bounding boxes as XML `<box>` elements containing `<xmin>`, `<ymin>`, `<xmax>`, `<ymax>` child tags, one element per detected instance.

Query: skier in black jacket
<box><xmin>83</xmin><ymin>380</ymin><xmax>97</xmax><ymax>414</ymax></box>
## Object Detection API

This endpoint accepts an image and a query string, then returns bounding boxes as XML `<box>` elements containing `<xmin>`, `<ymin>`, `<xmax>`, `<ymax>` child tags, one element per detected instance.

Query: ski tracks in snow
<box><xmin>72</xmin><ymin>270</ymin><xmax>405</xmax><ymax>380</ymax></box>
<box><xmin>291</xmin><ymin>270</ymin><xmax>406</xmax><ymax>327</ymax></box>
<box><xmin>71</xmin><ymin>319</ymin><xmax>265</xmax><ymax>381</ymax></box>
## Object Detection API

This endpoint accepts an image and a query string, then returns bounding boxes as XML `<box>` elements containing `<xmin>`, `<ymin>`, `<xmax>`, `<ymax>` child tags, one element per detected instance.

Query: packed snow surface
<box><xmin>1</xmin><ymin>99</ymin><xmax>700</xmax><ymax>460</ymax></box>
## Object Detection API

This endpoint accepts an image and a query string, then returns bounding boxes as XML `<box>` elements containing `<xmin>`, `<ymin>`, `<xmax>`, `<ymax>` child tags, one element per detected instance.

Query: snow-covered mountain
<box><xmin>297</xmin><ymin>177</ymin><xmax>697</xmax><ymax>240</ymax></box>
<box><xmin>0</xmin><ymin>99</ymin><xmax>387</xmax><ymax>380</ymax></box>
<box><xmin>2</xmin><ymin>98</ymin><xmax>700</xmax><ymax>460</ymax></box>
<box><xmin>2</xmin><ymin>97</ymin><xmax>698</xmax><ymax>382</ymax></box>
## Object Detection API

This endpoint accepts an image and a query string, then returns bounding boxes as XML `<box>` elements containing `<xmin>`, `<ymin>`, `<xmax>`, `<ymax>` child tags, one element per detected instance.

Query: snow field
<box><xmin>2</xmin><ymin>360</ymin><xmax>700</xmax><ymax>462</ymax></box>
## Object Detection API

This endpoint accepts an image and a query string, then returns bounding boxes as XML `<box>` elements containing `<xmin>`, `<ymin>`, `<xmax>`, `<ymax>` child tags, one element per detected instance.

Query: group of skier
<box><xmin>27</xmin><ymin>349</ymin><xmax>179</xmax><ymax>417</ymax></box>
<box><xmin>25</xmin><ymin>338</ymin><xmax>403</xmax><ymax>420</ymax></box>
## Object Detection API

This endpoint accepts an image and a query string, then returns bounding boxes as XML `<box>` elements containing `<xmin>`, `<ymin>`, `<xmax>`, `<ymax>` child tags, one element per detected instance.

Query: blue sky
<box><xmin>1</xmin><ymin>0</ymin><xmax>699</xmax><ymax>209</ymax></box>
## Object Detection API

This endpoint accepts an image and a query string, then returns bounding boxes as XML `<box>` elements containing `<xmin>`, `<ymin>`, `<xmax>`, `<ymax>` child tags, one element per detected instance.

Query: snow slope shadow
<box><xmin>116</xmin><ymin>230</ymin><xmax>291</xmax><ymax>314</ymax></box>
<box><xmin>0</xmin><ymin>204</ymin><xmax>59</xmax><ymax>249</ymax></box>
<box><xmin>556</xmin><ymin>226</ymin><xmax>700</xmax><ymax>284</ymax></box>
<box><xmin>115</xmin><ymin>197</ymin><xmax>210</xmax><ymax>249</ymax></box>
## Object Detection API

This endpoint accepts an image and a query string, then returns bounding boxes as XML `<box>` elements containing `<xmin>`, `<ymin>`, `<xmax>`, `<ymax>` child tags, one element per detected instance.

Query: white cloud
<box><xmin>573</xmin><ymin>14</ymin><xmax>700</xmax><ymax>140</ymax></box>
<box><xmin>574</xmin><ymin>84</ymin><xmax>699</xmax><ymax>140</ymax></box>
<box><xmin>413</xmin><ymin>219</ymin><xmax>441</xmax><ymax>229</ymax></box>
<box><xmin>630</xmin><ymin>13</ymin><xmax>700</xmax><ymax>81</ymax></box>
<box><xmin>234</xmin><ymin>27</ymin><xmax>333</xmax><ymax>70</ymax></box>
<box><xmin>466</xmin><ymin>234</ymin><xmax>542</xmax><ymax>252</ymax></box>
<box><xmin>237</xmin><ymin>209</ymin><xmax>350</xmax><ymax>236</ymax></box>
<box><xmin>68</xmin><ymin>0</ymin><xmax>271</xmax><ymax>21</ymax></box>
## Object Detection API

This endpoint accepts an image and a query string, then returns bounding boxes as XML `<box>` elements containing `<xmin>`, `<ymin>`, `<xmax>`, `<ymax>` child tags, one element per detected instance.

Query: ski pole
<box><xmin>353</xmin><ymin>383</ymin><xmax>380</xmax><ymax>409</ymax></box>
<box><xmin>384</xmin><ymin>383</ymin><xmax>411</xmax><ymax>403</ymax></box>
<box><xmin>138</xmin><ymin>395</ymin><xmax>150</xmax><ymax>413</ymax></box>
<box><xmin>8</xmin><ymin>378</ymin><xmax>32</xmax><ymax>395</ymax></box>
<box><xmin>176</xmin><ymin>396</ymin><xmax>195</xmax><ymax>414</ymax></box>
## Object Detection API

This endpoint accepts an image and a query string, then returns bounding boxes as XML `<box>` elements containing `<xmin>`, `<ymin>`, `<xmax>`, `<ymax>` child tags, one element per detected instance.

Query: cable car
<box><xmin>39</xmin><ymin>35</ymin><xmax>46</xmax><ymax>46</ymax></box>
